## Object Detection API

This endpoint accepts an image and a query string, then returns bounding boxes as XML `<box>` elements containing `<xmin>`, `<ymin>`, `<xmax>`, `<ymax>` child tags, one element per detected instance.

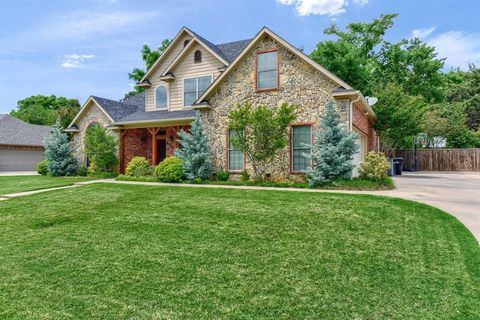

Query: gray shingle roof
<box><xmin>114</xmin><ymin>109</ymin><xmax>196</xmax><ymax>124</ymax></box>
<box><xmin>186</xmin><ymin>27</ymin><xmax>251</xmax><ymax>63</ymax></box>
<box><xmin>0</xmin><ymin>114</ymin><xmax>51</xmax><ymax>146</ymax></box>
<box><xmin>216</xmin><ymin>39</ymin><xmax>251</xmax><ymax>63</ymax></box>
<box><xmin>71</xmin><ymin>92</ymin><xmax>195</xmax><ymax>126</ymax></box>
<box><xmin>91</xmin><ymin>96</ymin><xmax>139</xmax><ymax>122</ymax></box>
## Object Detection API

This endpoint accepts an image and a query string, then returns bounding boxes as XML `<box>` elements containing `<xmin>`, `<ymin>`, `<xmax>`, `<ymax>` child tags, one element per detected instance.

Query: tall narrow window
<box><xmin>291</xmin><ymin>125</ymin><xmax>311</xmax><ymax>172</ymax></box>
<box><xmin>155</xmin><ymin>86</ymin><xmax>167</xmax><ymax>110</ymax></box>
<box><xmin>257</xmin><ymin>50</ymin><xmax>278</xmax><ymax>90</ymax></box>
<box><xmin>228</xmin><ymin>129</ymin><xmax>244</xmax><ymax>171</ymax></box>
<box><xmin>183</xmin><ymin>76</ymin><xmax>212</xmax><ymax>106</ymax></box>
<box><xmin>194</xmin><ymin>50</ymin><xmax>202</xmax><ymax>63</ymax></box>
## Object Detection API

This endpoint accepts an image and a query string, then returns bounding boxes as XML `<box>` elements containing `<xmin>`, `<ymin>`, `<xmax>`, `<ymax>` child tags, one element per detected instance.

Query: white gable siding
<box><xmin>145</xmin><ymin>34</ymin><xmax>192</xmax><ymax>111</ymax></box>
<box><xmin>169</xmin><ymin>43</ymin><xmax>224</xmax><ymax>110</ymax></box>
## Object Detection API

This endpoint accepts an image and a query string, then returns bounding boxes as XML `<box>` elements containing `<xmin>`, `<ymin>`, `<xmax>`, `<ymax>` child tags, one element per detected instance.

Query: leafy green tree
<box><xmin>228</xmin><ymin>101</ymin><xmax>296</xmax><ymax>180</ymax></box>
<box><xmin>373</xmin><ymin>83</ymin><xmax>426</xmax><ymax>154</ymax></box>
<box><xmin>443</xmin><ymin>65</ymin><xmax>480</xmax><ymax>130</ymax></box>
<box><xmin>310</xmin><ymin>14</ymin><xmax>397</xmax><ymax>96</ymax></box>
<box><xmin>10</xmin><ymin>95</ymin><xmax>80</xmax><ymax>127</ymax></box>
<box><xmin>175</xmin><ymin>112</ymin><xmax>215</xmax><ymax>180</ymax></box>
<box><xmin>43</xmin><ymin>123</ymin><xmax>77</xmax><ymax>176</ymax></box>
<box><xmin>306</xmin><ymin>101</ymin><xmax>358</xmax><ymax>187</ymax></box>
<box><xmin>84</xmin><ymin>125</ymin><xmax>118</xmax><ymax>173</ymax></box>
<box><xmin>125</xmin><ymin>39</ymin><xmax>171</xmax><ymax>98</ymax></box>
<box><xmin>310</xmin><ymin>14</ymin><xmax>444</xmax><ymax>102</ymax></box>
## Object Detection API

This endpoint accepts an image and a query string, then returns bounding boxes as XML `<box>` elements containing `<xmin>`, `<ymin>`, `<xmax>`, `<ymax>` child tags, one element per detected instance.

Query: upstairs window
<box><xmin>194</xmin><ymin>50</ymin><xmax>202</xmax><ymax>63</ymax></box>
<box><xmin>256</xmin><ymin>50</ymin><xmax>278</xmax><ymax>91</ymax></box>
<box><xmin>183</xmin><ymin>75</ymin><xmax>212</xmax><ymax>106</ymax></box>
<box><xmin>155</xmin><ymin>86</ymin><xmax>168</xmax><ymax>110</ymax></box>
<box><xmin>291</xmin><ymin>125</ymin><xmax>311</xmax><ymax>172</ymax></box>
<box><xmin>183</xmin><ymin>39</ymin><xmax>190</xmax><ymax>47</ymax></box>
<box><xmin>228</xmin><ymin>129</ymin><xmax>244</xmax><ymax>171</ymax></box>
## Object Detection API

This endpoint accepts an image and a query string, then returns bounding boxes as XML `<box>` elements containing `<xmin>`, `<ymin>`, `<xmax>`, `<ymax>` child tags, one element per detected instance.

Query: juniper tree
<box><xmin>175</xmin><ymin>112</ymin><xmax>214</xmax><ymax>180</ymax></box>
<box><xmin>43</xmin><ymin>122</ymin><xmax>77</xmax><ymax>176</ymax></box>
<box><xmin>305</xmin><ymin>100</ymin><xmax>358</xmax><ymax>187</ymax></box>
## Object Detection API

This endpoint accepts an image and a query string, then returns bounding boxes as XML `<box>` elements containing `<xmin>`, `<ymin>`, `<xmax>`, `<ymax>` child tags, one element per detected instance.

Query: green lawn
<box><xmin>0</xmin><ymin>175</ymin><xmax>96</xmax><ymax>195</ymax></box>
<box><xmin>0</xmin><ymin>184</ymin><xmax>478</xmax><ymax>319</ymax></box>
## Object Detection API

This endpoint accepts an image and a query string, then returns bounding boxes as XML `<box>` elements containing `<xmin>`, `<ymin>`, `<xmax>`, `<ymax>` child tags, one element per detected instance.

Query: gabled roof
<box><xmin>0</xmin><ymin>114</ymin><xmax>51</xmax><ymax>146</ymax></box>
<box><xmin>216</xmin><ymin>39</ymin><xmax>251</xmax><ymax>63</ymax></box>
<box><xmin>141</xmin><ymin>27</ymin><xmax>230</xmax><ymax>82</ymax></box>
<box><xmin>196</xmin><ymin>27</ymin><xmax>353</xmax><ymax>104</ymax></box>
<box><xmin>68</xmin><ymin>92</ymin><xmax>195</xmax><ymax>128</ymax></box>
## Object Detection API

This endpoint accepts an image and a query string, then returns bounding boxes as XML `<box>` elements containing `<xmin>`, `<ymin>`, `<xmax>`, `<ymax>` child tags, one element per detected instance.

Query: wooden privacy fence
<box><xmin>392</xmin><ymin>148</ymin><xmax>480</xmax><ymax>172</ymax></box>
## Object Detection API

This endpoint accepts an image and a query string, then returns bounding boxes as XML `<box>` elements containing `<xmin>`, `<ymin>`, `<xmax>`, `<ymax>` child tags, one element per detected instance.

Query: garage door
<box><xmin>0</xmin><ymin>148</ymin><xmax>45</xmax><ymax>171</ymax></box>
<box><xmin>352</xmin><ymin>129</ymin><xmax>367</xmax><ymax>177</ymax></box>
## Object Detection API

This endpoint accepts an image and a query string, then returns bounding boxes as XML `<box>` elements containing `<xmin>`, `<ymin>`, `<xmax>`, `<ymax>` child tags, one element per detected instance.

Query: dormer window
<box><xmin>155</xmin><ymin>85</ymin><xmax>168</xmax><ymax>110</ymax></box>
<box><xmin>194</xmin><ymin>50</ymin><xmax>202</xmax><ymax>63</ymax></box>
<box><xmin>183</xmin><ymin>39</ymin><xmax>190</xmax><ymax>47</ymax></box>
<box><xmin>256</xmin><ymin>50</ymin><xmax>278</xmax><ymax>91</ymax></box>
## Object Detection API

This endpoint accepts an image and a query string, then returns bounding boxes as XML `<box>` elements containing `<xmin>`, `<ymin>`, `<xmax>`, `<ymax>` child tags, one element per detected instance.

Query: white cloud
<box><xmin>411</xmin><ymin>26</ymin><xmax>436</xmax><ymax>39</ymax></box>
<box><xmin>61</xmin><ymin>54</ymin><xmax>95</xmax><ymax>68</ymax></box>
<box><xmin>277</xmin><ymin>0</ymin><xmax>367</xmax><ymax>16</ymax></box>
<box><xmin>411</xmin><ymin>26</ymin><xmax>480</xmax><ymax>70</ymax></box>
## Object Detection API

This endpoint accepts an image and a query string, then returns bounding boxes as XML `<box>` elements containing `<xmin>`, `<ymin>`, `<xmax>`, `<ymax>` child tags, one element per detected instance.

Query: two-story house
<box><xmin>67</xmin><ymin>26</ymin><xmax>378</xmax><ymax>179</ymax></box>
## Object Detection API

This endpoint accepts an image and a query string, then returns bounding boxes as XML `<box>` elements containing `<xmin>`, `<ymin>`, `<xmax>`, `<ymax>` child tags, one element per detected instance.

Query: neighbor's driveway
<box><xmin>377</xmin><ymin>172</ymin><xmax>480</xmax><ymax>241</ymax></box>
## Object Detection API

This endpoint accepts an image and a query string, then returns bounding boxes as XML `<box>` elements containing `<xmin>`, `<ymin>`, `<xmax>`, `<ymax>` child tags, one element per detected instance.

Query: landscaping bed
<box><xmin>0</xmin><ymin>183</ymin><xmax>477</xmax><ymax>319</ymax></box>
<box><xmin>116</xmin><ymin>174</ymin><xmax>395</xmax><ymax>191</ymax></box>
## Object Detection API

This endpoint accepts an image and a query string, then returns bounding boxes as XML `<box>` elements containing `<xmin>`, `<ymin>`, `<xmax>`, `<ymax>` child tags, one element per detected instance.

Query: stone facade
<box><xmin>71</xmin><ymin>102</ymin><xmax>118</xmax><ymax>165</ymax></box>
<box><xmin>201</xmin><ymin>35</ymin><xmax>346</xmax><ymax>180</ymax></box>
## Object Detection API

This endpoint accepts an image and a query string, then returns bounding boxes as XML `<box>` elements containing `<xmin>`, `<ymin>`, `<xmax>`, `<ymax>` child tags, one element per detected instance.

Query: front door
<box><xmin>157</xmin><ymin>139</ymin><xmax>167</xmax><ymax>162</ymax></box>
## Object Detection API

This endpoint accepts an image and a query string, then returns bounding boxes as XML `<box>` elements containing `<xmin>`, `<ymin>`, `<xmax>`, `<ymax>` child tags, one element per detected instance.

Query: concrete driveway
<box><xmin>0</xmin><ymin>171</ymin><xmax>38</xmax><ymax>176</ymax></box>
<box><xmin>376</xmin><ymin>172</ymin><xmax>480</xmax><ymax>241</ymax></box>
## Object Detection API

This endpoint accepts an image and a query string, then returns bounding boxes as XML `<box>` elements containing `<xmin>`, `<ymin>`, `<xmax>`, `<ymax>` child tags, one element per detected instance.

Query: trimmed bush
<box><xmin>216</xmin><ymin>170</ymin><xmax>230</xmax><ymax>181</ymax></box>
<box><xmin>359</xmin><ymin>151</ymin><xmax>391</xmax><ymax>181</ymax></box>
<box><xmin>125</xmin><ymin>156</ymin><xmax>152</xmax><ymax>177</ymax></box>
<box><xmin>154</xmin><ymin>156</ymin><xmax>184</xmax><ymax>182</ymax></box>
<box><xmin>240</xmin><ymin>170</ymin><xmax>250</xmax><ymax>182</ymax></box>
<box><xmin>36</xmin><ymin>160</ymin><xmax>49</xmax><ymax>176</ymax></box>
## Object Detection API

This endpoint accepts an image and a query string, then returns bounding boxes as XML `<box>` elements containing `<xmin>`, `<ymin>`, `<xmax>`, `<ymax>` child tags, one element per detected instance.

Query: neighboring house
<box><xmin>67</xmin><ymin>26</ymin><xmax>378</xmax><ymax>179</ymax></box>
<box><xmin>0</xmin><ymin>114</ymin><xmax>51</xmax><ymax>171</ymax></box>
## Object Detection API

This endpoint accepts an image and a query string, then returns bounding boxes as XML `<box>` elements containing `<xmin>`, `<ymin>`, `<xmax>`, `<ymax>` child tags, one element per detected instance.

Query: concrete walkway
<box><xmin>0</xmin><ymin>171</ymin><xmax>38</xmax><ymax>176</ymax></box>
<box><xmin>1</xmin><ymin>173</ymin><xmax>478</xmax><ymax>240</ymax></box>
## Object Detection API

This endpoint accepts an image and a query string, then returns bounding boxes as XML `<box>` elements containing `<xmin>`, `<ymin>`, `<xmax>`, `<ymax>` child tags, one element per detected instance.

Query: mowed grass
<box><xmin>0</xmin><ymin>184</ymin><xmax>478</xmax><ymax>319</ymax></box>
<box><xmin>0</xmin><ymin>175</ymin><xmax>96</xmax><ymax>195</ymax></box>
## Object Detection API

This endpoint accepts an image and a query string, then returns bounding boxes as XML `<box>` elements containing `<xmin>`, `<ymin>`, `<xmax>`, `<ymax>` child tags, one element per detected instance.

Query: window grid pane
<box><xmin>292</xmin><ymin>125</ymin><xmax>311</xmax><ymax>172</ymax></box>
<box><xmin>228</xmin><ymin>129</ymin><xmax>244</xmax><ymax>171</ymax></box>
<box><xmin>257</xmin><ymin>51</ymin><xmax>278</xmax><ymax>90</ymax></box>
<box><xmin>184</xmin><ymin>76</ymin><xmax>212</xmax><ymax>106</ymax></box>
<box><xmin>156</xmin><ymin>86</ymin><xmax>167</xmax><ymax>109</ymax></box>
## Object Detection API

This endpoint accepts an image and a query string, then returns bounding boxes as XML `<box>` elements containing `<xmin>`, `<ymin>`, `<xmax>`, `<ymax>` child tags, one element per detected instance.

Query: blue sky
<box><xmin>0</xmin><ymin>0</ymin><xmax>479</xmax><ymax>113</ymax></box>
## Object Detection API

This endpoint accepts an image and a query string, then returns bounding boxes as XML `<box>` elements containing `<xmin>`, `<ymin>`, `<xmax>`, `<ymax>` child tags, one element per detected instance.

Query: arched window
<box><xmin>194</xmin><ymin>50</ymin><xmax>202</xmax><ymax>63</ymax></box>
<box><xmin>155</xmin><ymin>86</ymin><xmax>168</xmax><ymax>110</ymax></box>
<box><xmin>183</xmin><ymin>39</ymin><xmax>190</xmax><ymax>47</ymax></box>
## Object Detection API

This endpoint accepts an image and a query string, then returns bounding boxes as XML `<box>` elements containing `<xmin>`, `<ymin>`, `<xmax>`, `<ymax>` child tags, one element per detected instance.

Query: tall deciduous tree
<box><xmin>306</xmin><ymin>100</ymin><xmax>358</xmax><ymax>187</ymax></box>
<box><xmin>11</xmin><ymin>95</ymin><xmax>80</xmax><ymax>128</ymax></box>
<box><xmin>228</xmin><ymin>101</ymin><xmax>296</xmax><ymax>180</ymax></box>
<box><xmin>373</xmin><ymin>83</ymin><xmax>426</xmax><ymax>153</ymax></box>
<box><xmin>125</xmin><ymin>39</ymin><xmax>171</xmax><ymax>98</ymax></box>
<box><xmin>43</xmin><ymin>122</ymin><xmax>77</xmax><ymax>176</ymax></box>
<box><xmin>175</xmin><ymin>112</ymin><xmax>215</xmax><ymax>180</ymax></box>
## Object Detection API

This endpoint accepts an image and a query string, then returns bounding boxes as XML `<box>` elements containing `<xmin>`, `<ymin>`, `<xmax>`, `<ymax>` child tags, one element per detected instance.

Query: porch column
<box><xmin>119</xmin><ymin>129</ymin><xmax>127</xmax><ymax>173</ymax></box>
<box><xmin>147</xmin><ymin>127</ymin><xmax>160</xmax><ymax>165</ymax></box>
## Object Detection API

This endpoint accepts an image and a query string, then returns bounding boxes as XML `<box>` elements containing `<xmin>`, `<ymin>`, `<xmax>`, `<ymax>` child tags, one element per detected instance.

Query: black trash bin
<box><xmin>393</xmin><ymin>157</ymin><xmax>403</xmax><ymax>175</ymax></box>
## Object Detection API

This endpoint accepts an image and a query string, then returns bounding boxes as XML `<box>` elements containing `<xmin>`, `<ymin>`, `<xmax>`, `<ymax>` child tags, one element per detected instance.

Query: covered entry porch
<box><xmin>118</xmin><ymin>124</ymin><xmax>191</xmax><ymax>174</ymax></box>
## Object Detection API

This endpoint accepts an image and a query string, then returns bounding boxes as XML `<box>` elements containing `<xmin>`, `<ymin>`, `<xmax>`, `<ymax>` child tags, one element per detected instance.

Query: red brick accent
<box><xmin>352</xmin><ymin>103</ymin><xmax>378</xmax><ymax>151</ymax></box>
<box><xmin>120</xmin><ymin>125</ymin><xmax>190</xmax><ymax>173</ymax></box>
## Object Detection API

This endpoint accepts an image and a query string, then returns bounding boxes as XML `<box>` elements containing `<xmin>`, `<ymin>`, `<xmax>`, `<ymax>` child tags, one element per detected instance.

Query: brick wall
<box><xmin>352</xmin><ymin>104</ymin><xmax>378</xmax><ymax>151</ymax></box>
